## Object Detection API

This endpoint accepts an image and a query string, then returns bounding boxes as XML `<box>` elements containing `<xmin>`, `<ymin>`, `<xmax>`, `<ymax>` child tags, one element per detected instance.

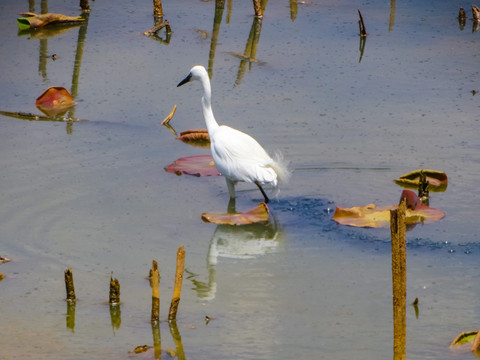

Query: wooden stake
<box><xmin>417</xmin><ymin>170</ymin><xmax>429</xmax><ymax>205</ymax></box>
<box><xmin>253</xmin><ymin>0</ymin><xmax>263</xmax><ymax>18</ymax></box>
<box><xmin>80</xmin><ymin>0</ymin><xmax>90</xmax><ymax>12</ymax></box>
<box><xmin>153</xmin><ymin>0</ymin><xmax>164</xmax><ymax>19</ymax></box>
<box><xmin>391</xmin><ymin>199</ymin><xmax>406</xmax><ymax>360</ymax></box>
<box><xmin>64</xmin><ymin>268</ymin><xmax>76</xmax><ymax>302</ymax></box>
<box><xmin>150</xmin><ymin>260</ymin><xmax>160</xmax><ymax>323</ymax></box>
<box><xmin>168</xmin><ymin>246</ymin><xmax>185</xmax><ymax>321</ymax></box>
<box><xmin>109</xmin><ymin>275</ymin><xmax>121</xmax><ymax>305</ymax></box>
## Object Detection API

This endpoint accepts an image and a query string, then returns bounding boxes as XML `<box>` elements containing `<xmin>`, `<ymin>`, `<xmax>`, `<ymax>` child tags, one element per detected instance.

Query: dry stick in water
<box><xmin>65</xmin><ymin>268</ymin><xmax>76</xmax><ymax>302</ymax></box>
<box><xmin>143</xmin><ymin>20</ymin><xmax>172</xmax><ymax>36</ymax></box>
<box><xmin>391</xmin><ymin>199</ymin><xmax>407</xmax><ymax>360</ymax></box>
<box><xmin>253</xmin><ymin>0</ymin><xmax>263</xmax><ymax>18</ymax></box>
<box><xmin>80</xmin><ymin>0</ymin><xmax>90</xmax><ymax>12</ymax></box>
<box><xmin>150</xmin><ymin>260</ymin><xmax>160</xmax><ymax>323</ymax></box>
<box><xmin>153</xmin><ymin>0</ymin><xmax>164</xmax><ymax>19</ymax></box>
<box><xmin>358</xmin><ymin>9</ymin><xmax>367</xmax><ymax>36</ymax></box>
<box><xmin>109</xmin><ymin>275</ymin><xmax>121</xmax><ymax>304</ymax></box>
<box><xmin>168</xmin><ymin>245</ymin><xmax>185</xmax><ymax>321</ymax></box>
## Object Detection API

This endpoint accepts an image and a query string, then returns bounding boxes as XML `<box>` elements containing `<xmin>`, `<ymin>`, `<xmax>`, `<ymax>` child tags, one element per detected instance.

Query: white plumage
<box><xmin>178</xmin><ymin>65</ymin><xmax>289</xmax><ymax>203</ymax></box>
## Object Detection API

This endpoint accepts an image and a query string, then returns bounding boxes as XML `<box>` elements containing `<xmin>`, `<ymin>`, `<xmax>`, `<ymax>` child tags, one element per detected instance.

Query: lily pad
<box><xmin>451</xmin><ymin>331</ymin><xmax>478</xmax><ymax>346</ymax></box>
<box><xmin>165</xmin><ymin>155</ymin><xmax>220</xmax><ymax>177</ymax></box>
<box><xmin>202</xmin><ymin>202</ymin><xmax>270</xmax><ymax>225</ymax></box>
<box><xmin>36</xmin><ymin>87</ymin><xmax>74</xmax><ymax>117</ymax></box>
<box><xmin>394</xmin><ymin>169</ymin><xmax>448</xmax><ymax>192</ymax></box>
<box><xmin>332</xmin><ymin>190</ymin><xmax>445</xmax><ymax>228</ymax></box>
<box><xmin>177</xmin><ymin>129</ymin><xmax>210</xmax><ymax>149</ymax></box>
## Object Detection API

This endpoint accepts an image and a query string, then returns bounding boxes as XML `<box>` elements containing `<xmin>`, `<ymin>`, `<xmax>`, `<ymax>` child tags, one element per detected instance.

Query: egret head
<box><xmin>177</xmin><ymin>65</ymin><xmax>208</xmax><ymax>87</ymax></box>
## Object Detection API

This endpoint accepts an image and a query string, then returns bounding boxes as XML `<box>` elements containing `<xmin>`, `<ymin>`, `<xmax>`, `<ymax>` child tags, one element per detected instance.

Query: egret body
<box><xmin>177</xmin><ymin>65</ymin><xmax>289</xmax><ymax>203</ymax></box>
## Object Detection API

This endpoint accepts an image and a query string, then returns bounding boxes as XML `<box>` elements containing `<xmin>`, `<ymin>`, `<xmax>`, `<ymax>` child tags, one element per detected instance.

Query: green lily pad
<box><xmin>450</xmin><ymin>331</ymin><xmax>478</xmax><ymax>346</ymax></box>
<box><xmin>394</xmin><ymin>169</ymin><xmax>447</xmax><ymax>192</ymax></box>
<box><xmin>17</xmin><ymin>17</ymin><xmax>32</xmax><ymax>30</ymax></box>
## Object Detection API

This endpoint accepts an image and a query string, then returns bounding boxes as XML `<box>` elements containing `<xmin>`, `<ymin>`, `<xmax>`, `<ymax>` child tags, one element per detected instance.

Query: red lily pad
<box><xmin>201</xmin><ymin>202</ymin><xmax>270</xmax><ymax>225</ymax></box>
<box><xmin>165</xmin><ymin>155</ymin><xmax>220</xmax><ymax>177</ymax></box>
<box><xmin>36</xmin><ymin>87</ymin><xmax>74</xmax><ymax>117</ymax></box>
<box><xmin>332</xmin><ymin>190</ymin><xmax>445</xmax><ymax>228</ymax></box>
<box><xmin>394</xmin><ymin>169</ymin><xmax>448</xmax><ymax>192</ymax></box>
<box><xmin>177</xmin><ymin>129</ymin><xmax>210</xmax><ymax>149</ymax></box>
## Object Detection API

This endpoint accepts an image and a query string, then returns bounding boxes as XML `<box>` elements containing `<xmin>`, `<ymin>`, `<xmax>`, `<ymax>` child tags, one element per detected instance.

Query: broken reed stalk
<box><xmin>153</xmin><ymin>0</ymin><xmax>164</xmax><ymax>19</ymax></box>
<box><xmin>358</xmin><ymin>9</ymin><xmax>367</xmax><ymax>37</ymax></box>
<box><xmin>418</xmin><ymin>171</ymin><xmax>429</xmax><ymax>204</ymax></box>
<box><xmin>168</xmin><ymin>245</ymin><xmax>185</xmax><ymax>321</ymax></box>
<box><xmin>161</xmin><ymin>104</ymin><xmax>177</xmax><ymax>126</ymax></box>
<box><xmin>252</xmin><ymin>0</ymin><xmax>263</xmax><ymax>18</ymax></box>
<box><xmin>64</xmin><ymin>268</ymin><xmax>76</xmax><ymax>302</ymax></box>
<box><xmin>390</xmin><ymin>199</ymin><xmax>407</xmax><ymax>360</ymax></box>
<box><xmin>109</xmin><ymin>275</ymin><xmax>121</xmax><ymax>305</ymax></box>
<box><xmin>143</xmin><ymin>20</ymin><xmax>172</xmax><ymax>36</ymax></box>
<box><xmin>151</xmin><ymin>260</ymin><xmax>160</xmax><ymax>323</ymax></box>
<box><xmin>80</xmin><ymin>0</ymin><xmax>90</xmax><ymax>12</ymax></box>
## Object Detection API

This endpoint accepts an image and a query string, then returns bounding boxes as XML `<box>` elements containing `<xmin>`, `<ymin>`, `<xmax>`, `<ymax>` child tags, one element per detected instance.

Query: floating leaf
<box><xmin>165</xmin><ymin>155</ymin><xmax>220</xmax><ymax>177</ymax></box>
<box><xmin>394</xmin><ymin>169</ymin><xmax>448</xmax><ymax>192</ymax></box>
<box><xmin>202</xmin><ymin>202</ymin><xmax>270</xmax><ymax>225</ymax></box>
<box><xmin>450</xmin><ymin>331</ymin><xmax>478</xmax><ymax>350</ymax></box>
<box><xmin>332</xmin><ymin>190</ymin><xmax>445</xmax><ymax>228</ymax></box>
<box><xmin>36</xmin><ymin>87</ymin><xmax>74</xmax><ymax>117</ymax></box>
<box><xmin>177</xmin><ymin>129</ymin><xmax>210</xmax><ymax>148</ymax></box>
<box><xmin>17</xmin><ymin>12</ymin><xmax>84</xmax><ymax>29</ymax></box>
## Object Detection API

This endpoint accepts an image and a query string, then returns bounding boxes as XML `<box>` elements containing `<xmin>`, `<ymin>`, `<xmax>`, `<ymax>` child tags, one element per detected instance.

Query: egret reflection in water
<box><xmin>189</xmin><ymin>217</ymin><xmax>283</xmax><ymax>300</ymax></box>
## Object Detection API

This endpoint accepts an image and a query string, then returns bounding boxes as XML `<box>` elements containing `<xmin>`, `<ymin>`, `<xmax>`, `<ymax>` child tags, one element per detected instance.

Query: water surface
<box><xmin>1</xmin><ymin>0</ymin><xmax>479</xmax><ymax>359</ymax></box>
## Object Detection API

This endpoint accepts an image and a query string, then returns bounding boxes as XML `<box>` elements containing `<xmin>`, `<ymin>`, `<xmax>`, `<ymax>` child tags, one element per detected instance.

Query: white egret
<box><xmin>177</xmin><ymin>65</ymin><xmax>289</xmax><ymax>203</ymax></box>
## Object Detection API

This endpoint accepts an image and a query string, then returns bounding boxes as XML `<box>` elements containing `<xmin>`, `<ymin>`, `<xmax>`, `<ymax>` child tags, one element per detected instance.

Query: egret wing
<box><xmin>211</xmin><ymin>126</ymin><xmax>277</xmax><ymax>184</ymax></box>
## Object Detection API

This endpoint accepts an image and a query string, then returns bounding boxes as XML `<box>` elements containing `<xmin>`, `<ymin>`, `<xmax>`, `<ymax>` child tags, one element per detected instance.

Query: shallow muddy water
<box><xmin>1</xmin><ymin>0</ymin><xmax>479</xmax><ymax>359</ymax></box>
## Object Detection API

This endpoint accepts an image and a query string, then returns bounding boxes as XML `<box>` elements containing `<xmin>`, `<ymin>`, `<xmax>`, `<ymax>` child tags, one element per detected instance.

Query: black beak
<box><xmin>177</xmin><ymin>73</ymin><xmax>192</xmax><ymax>87</ymax></box>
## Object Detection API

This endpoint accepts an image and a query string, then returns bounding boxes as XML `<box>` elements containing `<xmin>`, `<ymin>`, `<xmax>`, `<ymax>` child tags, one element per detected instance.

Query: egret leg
<box><xmin>227</xmin><ymin>197</ymin><xmax>236</xmax><ymax>214</ymax></box>
<box><xmin>226</xmin><ymin>178</ymin><xmax>236</xmax><ymax>199</ymax></box>
<box><xmin>255</xmin><ymin>181</ymin><xmax>270</xmax><ymax>203</ymax></box>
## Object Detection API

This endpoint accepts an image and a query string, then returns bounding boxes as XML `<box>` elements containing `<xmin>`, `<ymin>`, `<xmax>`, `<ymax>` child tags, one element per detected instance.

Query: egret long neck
<box><xmin>200</xmin><ymin>75</ymin><xmax>219</xmax><ymax>134</ymax></box>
